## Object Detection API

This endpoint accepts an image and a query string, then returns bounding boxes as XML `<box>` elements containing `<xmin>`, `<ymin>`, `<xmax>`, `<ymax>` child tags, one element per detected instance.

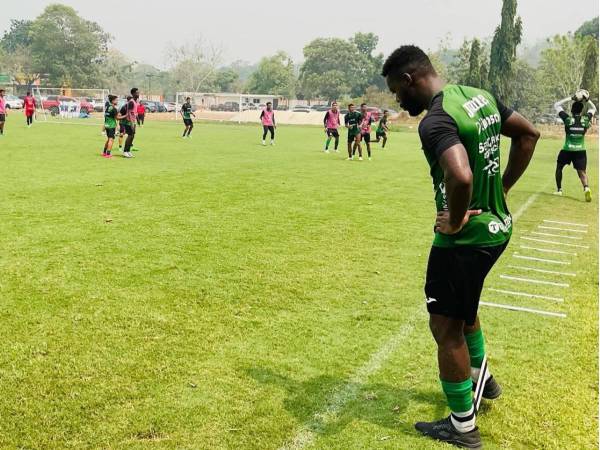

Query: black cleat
<box><xmin>473</xmin><ymin>375</ymin><xmax>502</xmax><ymax>400</ymax></box>
<box><xmin>415</xmin><ymin>416</ymin><xmax>482</xmax><ymax>449</ymax></box>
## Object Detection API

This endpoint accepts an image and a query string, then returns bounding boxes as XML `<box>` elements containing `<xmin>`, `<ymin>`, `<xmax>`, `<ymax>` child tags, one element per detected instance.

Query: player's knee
<box><xmin>429</xmin><ymin>315</ymin><xmax>464</xmax><ymax>346</ymax></box>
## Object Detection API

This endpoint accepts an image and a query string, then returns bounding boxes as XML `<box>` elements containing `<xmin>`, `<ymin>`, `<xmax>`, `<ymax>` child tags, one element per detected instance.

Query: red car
<box><xmin>42</xmin><ymin>95</ymin><xmax>95</xmax><ymax>115</ymax></box>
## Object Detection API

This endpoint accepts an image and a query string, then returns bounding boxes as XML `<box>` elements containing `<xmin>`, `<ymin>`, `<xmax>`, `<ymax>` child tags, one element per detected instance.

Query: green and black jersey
<box><xmin>104</xmin><ymin>104</ymin><xmax>117</xmax><ymax>129</ymax></box>
<box><xmin>345</xmin><ymin>111</ymin><xmax>362</xmax><ymax>136</ymax></box>
<box><xmin>119</xmin><ymin>104</ymin><xmax>128</xmax><ymax>126</ymax></box>
<box><xmin>181</xmin><ymin>103</ymin><xmax>192</xmax><ymax>120</ymax></box>
<box><xmin>558</xmin><ymin>111</ymin><xmax>592</xmax><ymax>151</ymax></box>
<box><xmin>377</xmin><ymin>116</ymin><xmax>388</xmax><ymax>133</ymax></box>
<box><xmin>418</xmin><ymin>84</ymin><xmax>513</xmax><ymax>248</ymax></box>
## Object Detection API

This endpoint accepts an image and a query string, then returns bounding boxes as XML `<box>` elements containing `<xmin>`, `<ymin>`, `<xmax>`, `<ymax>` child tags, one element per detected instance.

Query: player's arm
<box><xmin>554</xmin><ymin>96</ymin><xmax>571</xmax><ymax>122</ymax></box>
<box><xmin>419</xmin><ymin>114</ymin><xmax>478</xmax><ymax>234</ymax></box>
<box><xmin>323</xmin><ymin>111</ymin><xmax>329</xmax><ymax>129</ymax></box>
<box><xmin>500</xmin><ymin>110</ymin><xmax>540</xmax><ymax>195</ymax></box>
<box><xmin>272</xmin><ymin>113</ymin><xmax>276</xmax><ymax>128</ymax></box>
<box><xmin>344</xmin><ymin>114</ymin><xmax>350</xmax><ymax>128</ymax></box>
<box><xmin>587</xmin><ymin>100</ymin><xmax>597</xmax><ymax>120</ymax></box>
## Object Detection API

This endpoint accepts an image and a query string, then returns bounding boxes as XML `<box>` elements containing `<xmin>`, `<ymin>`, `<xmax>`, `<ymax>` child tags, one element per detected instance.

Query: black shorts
<box><xmin>105</xmin><ymin>128</ymin><xmax>116</xmax><ymax>139</ymax></box>
<box><xmin>123</xmin><ymin>123</ymin><xmax>135</xmax><ymax>136</ymax></box>
<box><xmin>557</xmin><ymin>150</ymin><xmax>587</xmax><ymax>171</ymax></box>
<box><xmin>326</xmin><ymin>128</ymin><xmax>339</xmax><ymax>138</ymax></box>
<box><xmin>119</xmin><ymin>123</ymin><xmax>126</xmax><ymax>135</ymax></box>
<box><xmin>0</xmin><ymin>114</ymin><xmax>5</xmax><ymax>122</ymax></box>
<box><xmin>348</xmin><ymin>133</ymin><xmax>359</xmax><ymax>143</ymax></box>
<box><xmin>424</xmin><ymin>242</ymin><xmax>508</xmax><ymax>326</ymax></box>
<box><xmin>183</xmin><ymin>118</ymin><xmax>193</xmax><ymax>126</ymax></box>
<box><xmin>376</xmin><ymin>130</ymin><xmax>386</xmax><ymax>138</ymax></box>
<box><xmin>361</xmin><ymin>132</ymin><xmax>371</xmax><ymax>143</ymax></box>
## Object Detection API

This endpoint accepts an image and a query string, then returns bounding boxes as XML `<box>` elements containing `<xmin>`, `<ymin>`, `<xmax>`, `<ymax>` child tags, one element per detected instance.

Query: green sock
<box><xmin>441</xmin><ymin>378</ymin><xmax>473</xmax><ymax>413</ymax></box>
<box><xmin>325</xmin><ymin>137</ymin><xmax>331</xmax><ymax>149</ymax></box>
<box><xmin>465</xmin><ymin>329</ymin><xmax>485</xmax><ymax>369</ymax></box>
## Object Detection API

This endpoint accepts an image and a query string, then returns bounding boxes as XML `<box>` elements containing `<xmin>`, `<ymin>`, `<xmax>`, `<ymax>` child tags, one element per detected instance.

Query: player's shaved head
<box><xmin>572</xmin><ymin>101</ymin><xmax>584</xmax><ymax>115</ymax></box>
<box><xmin>381</xmin><ymin>45</ymin><xmax>436</xmax><ymax>79</ymax></box>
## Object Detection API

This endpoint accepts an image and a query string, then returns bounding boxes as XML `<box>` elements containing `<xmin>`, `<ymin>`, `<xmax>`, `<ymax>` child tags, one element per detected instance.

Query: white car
<box><xmin>164</xmin><ymin>102</ymin><xmax>176</xmax><ymax>112</ymax></box>
<box><xmin>5</xmin><ymin>95</ymin><xmax>24</xmax><ymax>109</ymax></box>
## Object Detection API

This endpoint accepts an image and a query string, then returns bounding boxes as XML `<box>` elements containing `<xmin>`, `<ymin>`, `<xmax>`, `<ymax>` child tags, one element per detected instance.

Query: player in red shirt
<box><xmin>136</xmin><ymin>102</ymin><xmax>146</xmax><ymax>127</ymax></box>
<box><xmin>24</xmin><ymin>91</ymin><xmax>36</xmax><ymax>127</ymax></box>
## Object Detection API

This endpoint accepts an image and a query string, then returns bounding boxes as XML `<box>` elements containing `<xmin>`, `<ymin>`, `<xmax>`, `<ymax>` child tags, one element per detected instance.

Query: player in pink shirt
<box><xmin>23</xmin><ymin>91</ymin><xmax>36</xmax><ymax>127</ymax></box>
<box><xmin>358</xmin><ymin>103</ymin><xmax>374</xmax><ymax>160</ymax></box>
<box><xmin>0</xmin><ymin>89</ymin><xmax>6</xmax><ymax>136</ymax></box>
<box><xmin>260</xmin><ymin>102</ymin><xmax>276</xmax><ymax>146</ymax></box>
<box><xmin>323</xmin><ymin>101</ymin><xmax>341</xmax><ymax>153</ymax></box>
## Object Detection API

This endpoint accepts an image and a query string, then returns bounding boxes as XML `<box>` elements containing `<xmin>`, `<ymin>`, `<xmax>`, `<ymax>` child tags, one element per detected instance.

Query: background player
<box><xmin>102</xmin><ymin>95</ymin><xmax>124</xmax><ymax>158</ymax></box>
<box><xmin>180</xmin><ymin>97</ymin><xmax>195</xmax><ymax>138</ymax></box>
<box><xmin>553</xmin><ymin>89</ymin><xmax>596</xmax><ymax>202</ymax></box>
<box><xmin>117</xmin><ymin>96</ymin><xmax>131</xmax><ymax>151</ymax></box>
<box><xmin>260</xmin><ymin>102</ymin><xmax>276</xmax><ymax>146</ymax></box>
<box><xmin>359</xmin><ymin>103</ymin><xmax>374</xmax><ymax>160</ymax></box>
<box><xmin>382</xmin><ymin>45</ymin><xmax>539</xmax><ymax>449</ymax></box>
<box><xmin>136</xmin><ymin>101</ymin><xmax>145</xmax><ymax>127</ymax></box>
<box><xmin>0</xmin><ymin>89</ymin><xmax>6</xmax><ymax>136</ymax></box>
<box><xmin>323</xmin><ymin>101</ymin><xmax>341</xmax><ymax>153</ymax></box>
<box><xmin>23</xmin><ymin>91</ymin><xmax>36</xmax><ymax>127</ymax></box>
<box><xmin>375</xmin><ymin>110</ymin><xmax>390</xmax><ymax>148</ymax></box>
<box><xmin>344</xmin><ymin>103</ymin><xmax>362</xmax><ymax>160</ymax></box>
<box><xmin>122</xmin><ymin>88</ymin><xmax>140</xmax><ymax>158</ymax></box>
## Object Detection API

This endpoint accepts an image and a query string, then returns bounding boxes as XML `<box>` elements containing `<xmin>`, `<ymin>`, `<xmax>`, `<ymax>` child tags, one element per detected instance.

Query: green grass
<box><xmin>0</xmin><ymin>116</ymin><xmax>597</xmax><ymax>449</ymax></box>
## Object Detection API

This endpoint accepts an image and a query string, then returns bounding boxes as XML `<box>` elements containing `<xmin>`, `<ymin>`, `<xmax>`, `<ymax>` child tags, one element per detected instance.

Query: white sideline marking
<box><xmin>480</xmin><ymin>301</ymin><xmax>566</xmax><ymax>318</ymax></box>
<box><xmin>538</xmin><ymin>225</ymin><xmax>587</xmax><ymax>233</ymax></box>
<box><xmin>37</xmin><ymin>121</ymin><xmax>102</xmax><ymax>126</ymax></box>
<box><xmin>277</xmin><ymin>315</ymin><xmax>420</xmax><ymax>450</ymax></box>
<box><xmin>520</xmin><ymin>245</ymin><xmax>577</xmax><ymax>256</ymax></box>
<box><xmin>500</xmin><ymin>274</ymin><xmax>569</xmax><ymax>287</ymax></box>
<box><xmin>530</xmin><ymin>231</ymin><xmax>583</xmax><ymax>240</ymax></box>
<box><xmin>278</xmin><ymin>188</ymin><xmax>546</xmax><ymax>450</ymax></box>
<box><xmin>513</xmin><ymin>253</ymin><xmax>570</xmax><ymax>265</ymax></box>
<box><xmin>521</xmin><ymin>237</ymin><xmax>589</xmax><ymax>249</ymax></box>
<box><xmin>487</xmin><ymin>288</ymin><xmax>564</xmax><ymax>302</ymax></box>
<box><xmin>543</xmin><ymin>219</ymin><xmax>588</xmax><ymax>227</ymax></box>
<box><xmin>507</xmin><ymin>265</ymin><xmax>576</xmax><ymax>277</ymax></box>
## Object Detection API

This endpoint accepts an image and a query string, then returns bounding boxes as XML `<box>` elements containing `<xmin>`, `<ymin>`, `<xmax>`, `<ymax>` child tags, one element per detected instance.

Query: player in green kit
<box><xmin>102</xmin><ymin>95</ymin><xmax>123</xmax><ymax>158</ymax></box>
<box><xmin>344</xmin><ymin>103</ymin><xmax>362</xmax><ymax>160</ymax></box>
<box><xmin>375</xmin><ymin>110</ymin><xmax>390</xmax><ymax>148</ymax></box>
<box><xmin>553</xmin><ymin>89</ymin><xmax>596</xmax><ymax>201</ymax></box>
<box><xmin>383</xmin><ymin>46</ymin><xmax>539</xmax><ymax>449</ymax></box>
<box><xmin>180</xmin><ymin>97</ymin><xmax>196</xmax><ymax>138</ymax></box>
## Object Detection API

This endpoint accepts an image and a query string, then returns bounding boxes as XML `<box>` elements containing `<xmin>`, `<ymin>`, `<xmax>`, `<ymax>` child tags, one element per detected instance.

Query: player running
<box><xmin>180</xmin><ymin>97</ymin><xmax>196</xmax><ymax>138</ymax></box>
<box><xmin>260</xmin><ymin>102</ymin><xmax>276</xmax><ymax>146</ymax></box>
<box><xmin>323</xmin><ymin>101</ymin><xmax>341</xmax><ymax>153</ymax></box>
<box><xmin>375</xmin><ymin>110</ymin><xmax>390</xmax><ymax>148</ymax></box>
<box><xmin>23</xmin><ymin>92</ymin><xmax>36</xmax><ymax>127</ymax></box>
<box><xmin>359</xmin><ymin>103</ymin><xmax>374</xmax><ymax>160</ymax></box>
<box><xmin>0</xmin><ymin>89</ymin><xmax>6</xmax><ymax>136</ymax></box>
<box><xmin>344</xmin><ymin>103</ymin><xmax>362</xmax><ymax>160</ymax></box>
<box><xmin>382</xmin><ymin>45</ymin><xmax>539</xmax><ymax>449</ymax></box>
<box><xmin>102</xmin><ymin>95</ymin><xmax>124</xmax><ymax>158</ymax></box>
<box><xmin>122</xmin><ymin>88</ymin><xmax>140</xmax><ymax>158</ymax></box>
<box><xmin>136</xmin><ymin>101</ymin><xmax>146</xmax><ymax>127</ymax></box>
<box><xmin>553</xmin><ymin>89</ymin><xmax>596</xmax><ymax>202</ymax></box>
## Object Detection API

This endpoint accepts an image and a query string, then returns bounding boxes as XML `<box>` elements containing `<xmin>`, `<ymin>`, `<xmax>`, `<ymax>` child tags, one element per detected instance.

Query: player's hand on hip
<box><xmin>435</xmin><ymin>209</ymin><xmax>482</xmax><ymax>235</ymax></box>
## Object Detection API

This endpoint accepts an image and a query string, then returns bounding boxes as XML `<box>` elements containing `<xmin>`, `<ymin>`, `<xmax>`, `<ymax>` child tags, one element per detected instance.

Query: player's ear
<box><xmin>402</xmin><ymin>73</ymin><xmax>413</xmax><ymax>85</ymax></box>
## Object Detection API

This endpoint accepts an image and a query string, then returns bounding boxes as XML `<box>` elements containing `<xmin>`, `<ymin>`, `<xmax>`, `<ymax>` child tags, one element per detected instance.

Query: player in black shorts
<box><xmin>180</xmin><ymin>97</ymin><xmax>195</xmax><ymax>138</ymax></box>
<box><xmin>375</xmin><ymin>110</ymin><xmax>390</xmax><ymax>148</ymax></box>
<box><xmin>117</xmin><ymin>96</ymin><xmax>132</xmax><ymax>151</ymax></box>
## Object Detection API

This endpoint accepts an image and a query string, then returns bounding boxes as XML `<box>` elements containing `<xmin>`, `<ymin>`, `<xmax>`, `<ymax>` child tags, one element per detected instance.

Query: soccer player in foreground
<box><xmin>260</xmin><ymin>102</ymin><xmax>276</xmax><ymax>146</ymax></box>
<box><xmin>375</xmin><ymin>110</ymin><xmax>390</xmax><ymax>148</ymax></box>
<box><xmin>123</xmin><ymin>88</ymin><xmax>140</xmax><ymax>158</ymax></box>
<box><xmin>181</xmin><ymin>97</ymin><xmax>195</xmax><ymax>138</ymax></box>
<box><xmin>0</xmin><ymin>89</ymin><xmax>6</xmax><ymax>136</ymax></box>
<box><xmin>344</xmin><ymin>103</ymin><xmax>362</xmax><ymax>160</ymax></box>
<box><xmin>358</xmin><ymin>103</ymin><xmax>374</xmax><ymax>160</ymax></box>
<box><xmin>553</xmin><ymin>89</ymin><xmax>596</xmax><ymax>202</ymax></box>
<box><xmin>382</xmin><ymin>45</ymin><xmax>539</xmax><ymax>449</ymax></box>
<box><xmin>323</xmin><ymin>101</ymin><xmax>341</xmax><ymax>153</ymax></box>
<box><xmin>102</xmin><ymin>95</ymin><xmax>123</xmax><ymax>158</ymax></box>
<box><xmin>24</xmin><ymin>92</ymin><xmax>36</xmax><ymax>127</ymax></box>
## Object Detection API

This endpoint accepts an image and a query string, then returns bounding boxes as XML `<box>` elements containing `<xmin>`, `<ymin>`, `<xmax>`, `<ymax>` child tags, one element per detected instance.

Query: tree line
<box><xmin>0</xmin><ymin>2</ymin><xmax>597</xmax><ymax>121</ymax></box>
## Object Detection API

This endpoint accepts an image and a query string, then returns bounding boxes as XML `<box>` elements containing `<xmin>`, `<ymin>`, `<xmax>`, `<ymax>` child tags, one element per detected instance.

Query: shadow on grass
<box><xmin>245</xmin><ymin>366</ymin><xmax>445</xmax><ymax>439</ymax></box>
<box><xmin>538</xmin><ymin>191</ymin><xmax>585</xmax><ymax>203</ymax></box>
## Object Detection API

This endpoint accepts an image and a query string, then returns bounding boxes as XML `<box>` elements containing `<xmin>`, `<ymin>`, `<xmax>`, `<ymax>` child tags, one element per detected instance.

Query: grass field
<box><xmin>0</xmin><ymin>116</ymin><xmax>597</xmax><ymax>449</ymax></box>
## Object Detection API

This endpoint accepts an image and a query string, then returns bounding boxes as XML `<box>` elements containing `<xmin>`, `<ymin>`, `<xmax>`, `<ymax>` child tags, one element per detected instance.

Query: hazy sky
<box><xmin>1</xmin><ymin>0</ymin><xmax>597</xmax><ymax>68</ymax></box>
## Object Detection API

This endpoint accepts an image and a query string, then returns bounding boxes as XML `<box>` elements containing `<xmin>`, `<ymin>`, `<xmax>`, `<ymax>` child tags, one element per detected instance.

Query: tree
<box><xmin>447</xmin><ymin>38</ymin><xmax>489</xmax><ymax>88</ymax></box>
<box><xmin>99</xmin><ymin>48</ymin><xmax>134</xmax><ymax>92</ymax></box>
<box><xmin>581</xmin><ymin>38</ymin><xmax>599</xmax><ymax>103</ymax></box>
<box><xmin>466</xmin><ymin>39</ymin><xmax>482</xmax><ymax>87</ymax></box>
<box><xmin>28</xmin><ymin>4</ymin><xmax>110</xmax><ymax>87</ymax></box>
<box><xmin>0</xmin><ymin>20</ymin><xmax>33</xmax><ymax>53</ymax></box>
<box><xmin>489</xmin><ymin>0</ymin><xmax>523</xmax><ymax>101</ymax></box>
<box><xmin>246</xmin><ymin>52</ymin><xmax>295</xmax><ymax>97</ymax></box>
<box><xmin>164</xmin><ymin>38</ymin><xmax>223</xmax><ymax>92</ymax></box>
<box><xmin>575</xmin><ymin>17</ymin><xmax>599</xmax><ymax>39</ymax></box>
<box><xmin>215</xmin><ymin>68</ymin><xmax>240</xmax><ymax>92</ymax></box>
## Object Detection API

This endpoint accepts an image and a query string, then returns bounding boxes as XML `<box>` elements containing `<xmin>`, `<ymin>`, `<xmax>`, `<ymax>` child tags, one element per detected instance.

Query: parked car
<box><xmin>164</xmin><ymin>102</ymin><xmax>176</xmax><ymax>112</ymax></box>
<box><xmin>88</xmin><ymin>98</ymin><xmax>105</xmax><ymax>112</ymax></box>
<box><xmin>4</xmin><ymin>95</ymin><xmax>24</xmax><ymax>109</ymax></box>
<box><xmin>292</xmin><ymin>105</ymin><xmax>311</xmax><ymax>113</ymax></box>
<box><xmin>140</xmin><ymin>100</ymin><xmax>157</xmax><ymax>113</ymax></box>
<box><xmin>42</xmin><ymin>96</ymin><xmax>95</xmax><ymax>115</ymax></box>
<box><xmin>275</xmin><ymin>105</ymin><xmax>288</xmax><ymax>111</ymax></box>
<box><xmin>154</xmin><ymin>102</ymin><xmax>167</xmax><ymax>113</ymax></box>
<box><xmin>313</xmin><ymin>105</ymin><xmax>331</xmax><ymax>112</ymax></box>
